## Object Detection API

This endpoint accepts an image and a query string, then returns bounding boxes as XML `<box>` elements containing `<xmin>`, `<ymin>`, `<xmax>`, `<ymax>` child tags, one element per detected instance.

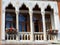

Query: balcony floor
<box><xmin>2</xmin><ymin>40</ymin><xmax>60</xmax><ymax>45</ymax></box>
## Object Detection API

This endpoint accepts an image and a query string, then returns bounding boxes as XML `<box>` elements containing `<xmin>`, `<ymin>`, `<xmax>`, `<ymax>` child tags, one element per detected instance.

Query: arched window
<box><xmin>5</xmin><ymin>14</ymin><xmax>13</xmax><ymax>28</ymax></box>
<box><xmin>5</xmin><ymin>3</ymin><xmax>16</xmax><ymax>29</ymax></box>
<box><xmin>33</xmin><ymin>4</ymin><xmax>43</xmax><ymax>32</ymax></box>
<box><xmin>19</xmin><ymin>4</ymin><xmax>30</xmax><ymax>32</ymax></box>
<box><xmin>5</xmin><ymin>3</ymin><xmax>16</xmax><ymax>40</ymax></box>
<box><xmin>45</xmin><ymin>5</ymin><xmax>54</xmax><ymax>31</ymax></box>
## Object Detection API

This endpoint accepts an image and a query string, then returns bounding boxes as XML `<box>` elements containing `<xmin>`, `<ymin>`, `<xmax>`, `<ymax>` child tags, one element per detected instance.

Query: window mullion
<box><xmin>29</xmin><ymin>9</ymin><xmax>34</xmax><ymax>41</ymax></box>
<box><xmin>2</xmin><ymin>10</ymin><xmax>5</xmax><ymax>40</ymax></box>
<box><xmin>16</xmin><ymin>11</ymin><xmax>19</xmax><ymax>40</ymax></box>
<box><xmin>42</xmin><ymin>12</ymin><xmax>46</xmax><ymax>40</ymax></box>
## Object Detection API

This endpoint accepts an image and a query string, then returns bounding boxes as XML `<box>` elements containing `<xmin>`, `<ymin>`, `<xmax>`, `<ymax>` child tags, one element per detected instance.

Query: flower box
<box><xmin>47</xmin><ymin>29</ymin><xmax>58</xmax><ymax>35</ymax></box>
<box><xmin>5</xmin><ymin>28</ymin><xmax>17</xmax><ymax>34</ymax></box>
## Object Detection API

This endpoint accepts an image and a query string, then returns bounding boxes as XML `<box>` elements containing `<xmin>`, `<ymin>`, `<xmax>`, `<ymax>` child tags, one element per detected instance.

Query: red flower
<box><xmin>10</xmin><ymin>27</ymin><xmax>13</xmax><ymax>32</ymax></box>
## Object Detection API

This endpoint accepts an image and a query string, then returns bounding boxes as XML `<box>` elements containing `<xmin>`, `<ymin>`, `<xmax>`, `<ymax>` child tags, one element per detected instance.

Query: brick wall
<box><xmin>57</xmin><ymin>2</ymin><xmax>60</xmax><ymax>20</ymax></box>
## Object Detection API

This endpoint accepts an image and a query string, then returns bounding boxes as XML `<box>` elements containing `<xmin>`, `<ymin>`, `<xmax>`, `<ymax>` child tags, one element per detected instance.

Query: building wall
<box><xmin>0</xmin><ymin>0</ymin><xmax>2</xmax><ymax>45</ymax></box>
<box><xmin>57</xmin><ymin>2</ymin><xmax>60</xmax><ymax>40</ymax></box>
<box><xmin>0</xmin><ymin>0</ymin><xmax>60</xmax><ymax>45</ymax></box>
<box><xmin>58</xmin><ymin>2</ymin><xmax>60</xmax><ymax>20</ymax></box>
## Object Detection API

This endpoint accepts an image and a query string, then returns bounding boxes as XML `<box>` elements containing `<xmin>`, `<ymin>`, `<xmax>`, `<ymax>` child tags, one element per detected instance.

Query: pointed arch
<box><xmin>33</xmin><ymin>4</ymin><xmax>41</xmax><ymax>11</ymax></box>
<box><xmin>5</xmin><ymin>3</ymin><xmax>15</xmax><ymax>10</ymax></box>
<box><xmin>19</xmin><ymin>3</ymin><xmax>30</xmax><ymax>32</ymax></box>
<box><xmin>33</xmin><ymin>4</ymin><xmax>43</xmax><ymax>32</ymax></box>
<box><xmin>5</xmin><ymin>3</ymin><xmax>16</xmax><ymax>40</ymax></box>
<box><xmin>45</xmin><ymin>5</ymin><xmax>53</xmax><ymax>11</ymax></box>
<box><xmin>45</xmin><ymin>5</ymin><xmax>55</xmax><ymax>36</ymax></box>
<box><xmin>33</xmin><ymin>4</ymin><xmax>41</xmax><ymax>20</ymax></box>
<box><xmin>5</xmin><ymin>3</ymin><xmax>16</xmax><ymax>14</ymax></box>
<box><xmin>19</xmin><ymin>3</ymin><xmax>29</xmax><ymax>10</ymax></box>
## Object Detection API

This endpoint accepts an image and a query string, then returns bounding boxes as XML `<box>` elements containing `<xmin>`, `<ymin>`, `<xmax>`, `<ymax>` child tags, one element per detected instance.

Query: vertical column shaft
<box><xmin>1</xmin><ymin>10</ymin><xmax>5</xmax><ymax>40</ymax></box>
<box><xmin>16</xmin><ymin>10</ymin><xmax>19</xmax><ymax>40</ymax></box>
<box><xmin>29</xmin><ymin>9</ymin><xmax>34</xmax><ymax>41</ymax></box>
<box><xmin>42</xmin><ymin>12</ymin><xmax>46</xmax><ymax>40</ymax></box>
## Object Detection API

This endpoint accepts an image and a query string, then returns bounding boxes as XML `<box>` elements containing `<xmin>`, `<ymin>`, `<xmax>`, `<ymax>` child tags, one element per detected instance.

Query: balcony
<box><xmin>47</xmin><ymin>29</ymin><xmax>58</xmax><ymax>40</ymax></box>
<box><xmin>47</xmin><ymin>29</ymin><xmax>58</xmax><ymax>35</ymax></box>
<box><xmin>5</xmin><ymin>29</ymin><xmax>58</xmax><ymax>42</ymax></box>
<box><xmin>34</xmin><ymin>32</ymin><xmax>44</xmax><ymax>41</ymax></box>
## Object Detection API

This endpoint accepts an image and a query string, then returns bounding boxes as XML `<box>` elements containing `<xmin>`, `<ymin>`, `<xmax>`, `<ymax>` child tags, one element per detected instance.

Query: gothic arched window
<box><xmin>33</xmin><ymin>4</ymin><xmax>43</xmax><ymax>32</ymax></box>
<box><xmin>19</xmin><ymin>4</ymin><xmax>30</xmax><ymax>32</ymax></box>
<box><xmin>5</xmin><ymin>3</ymin><xmax>16</xmax><ymax>29</ymax></box>
<box><xmin>45</xmin><ymin>5</ymin><xmax>54</xmax><ymax>31</ymax></box>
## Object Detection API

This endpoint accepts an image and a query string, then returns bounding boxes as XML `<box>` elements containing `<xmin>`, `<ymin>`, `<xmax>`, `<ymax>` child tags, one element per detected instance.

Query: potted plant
<box><xmin>47</xmin><ymin>29</ymin><xmax>58</xmax><ymax>35</ymax></box>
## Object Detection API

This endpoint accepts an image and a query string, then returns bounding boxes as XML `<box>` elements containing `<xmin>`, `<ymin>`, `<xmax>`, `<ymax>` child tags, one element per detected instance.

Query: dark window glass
<box><xmin>19</xmin><ymin>14</ymin><xmax>27</xmax><ymax>32</ymax></box>
<box><xmin>5</xmin><ymin>14</ymin><xmax>13</xmax><ymax>28</ymax></box>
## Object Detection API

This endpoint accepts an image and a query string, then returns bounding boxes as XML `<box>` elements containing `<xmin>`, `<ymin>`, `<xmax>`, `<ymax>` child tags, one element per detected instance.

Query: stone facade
<box><xmin>0</xmin><ymin>1</ymin><xmax>60</xmax><ymax>45</ymax></box>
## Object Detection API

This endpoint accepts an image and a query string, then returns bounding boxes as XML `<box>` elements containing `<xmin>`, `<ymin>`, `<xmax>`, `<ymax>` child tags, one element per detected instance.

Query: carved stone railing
<box><xmin>5</xmin><ymin>28</ymin><xmax>17</xmax><ymax>40</ymax></box>
<box><xmin>47</xmin><ymin>29</ymin><xmax>58</xmax><ymax>40</ymax></box>
<box><xmin>34</xmin><ymin>32</ymin><xmax>44</xmax><ymax>40</ymax></box>
<box><xmin>18</xmin><ymin>32</ymin><xmax>30</xmax><ymax>40</ymax></box>
<box><xmin>5</xmin><ymin>28</ymin><xmax>58</xmax><ymax>41</ymax></box>
<box><xmin>5</xmin><ymin>32</ymin><xmax>30</xmax><ymax>40</ymax></box>
<box><xmin>5</xmin><ymin>33</ymin><xmax>17</xmax><ymax>40</ymax></box>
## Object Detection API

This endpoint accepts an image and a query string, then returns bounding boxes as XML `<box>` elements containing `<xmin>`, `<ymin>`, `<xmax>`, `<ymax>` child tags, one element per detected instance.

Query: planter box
<box><xmin>47</xmin><ymin>29</ymin><xmax>58</xmax><ymax>35</ymax></box>
<box><xmin>5</xmin><ymin>28</ymin><xmax>17</xmax><ymax>34</ymax></box>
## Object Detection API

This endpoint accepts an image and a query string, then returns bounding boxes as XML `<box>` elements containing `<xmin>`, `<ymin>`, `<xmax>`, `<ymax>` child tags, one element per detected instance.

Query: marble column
<box><xmin>42</xmin><ymin>12</ymin><xmax>46</xmax><ymax>40</ymax></box>
<box><xmin>29</xmin><ymin>9</ymin><xmax>34</xmax><ymax>41</ymax></box>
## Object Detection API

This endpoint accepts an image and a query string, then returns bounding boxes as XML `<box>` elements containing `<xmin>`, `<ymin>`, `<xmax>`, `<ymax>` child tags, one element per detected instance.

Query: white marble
<box><xmin>1</xmin><ymin>0</ymin><xmax>60</xmax><ymax>41</ymax></box>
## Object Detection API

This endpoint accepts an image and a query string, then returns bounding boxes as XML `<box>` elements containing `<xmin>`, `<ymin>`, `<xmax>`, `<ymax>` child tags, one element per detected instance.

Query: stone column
<box><xmin>16</xmin><ymin>11</ymin><xmax>19</xmax><ymax>32</ymax></box>
<box><xmin>1</xmin><ymin>10</ymin><xmax>5</xmax><ymax>41</ymax></box>
<box><xmin>29</xmin><ymin>9</ymin><xmax>34</xmax><ymax>41</ymax></box>
<box><xmin>42</xmin><ymin>12</ymin><xmax>46</xmax><ymax>40</ymax></box>
<box><xmin>54</xmin><ymin>12</ymin><xmax>60</xmax><ymax>41</ymax></box>
<box><xmin>16</xmin><ymin>9</ymin><xmax>19</xmax><ymax>40</ymax></box>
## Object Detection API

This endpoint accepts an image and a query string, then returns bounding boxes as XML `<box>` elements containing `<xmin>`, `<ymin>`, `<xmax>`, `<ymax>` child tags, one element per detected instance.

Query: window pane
<box><xmin>19</xmin><ymin>14</ymin><xmax>27</xmax><ymax>32</ymax></box>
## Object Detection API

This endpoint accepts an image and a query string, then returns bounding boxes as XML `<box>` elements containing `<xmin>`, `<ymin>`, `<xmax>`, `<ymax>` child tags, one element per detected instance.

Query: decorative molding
<box><xmin>2</xmin><ymin>0</ymin><xmax>58</xmax><ymax>13</ymax></box>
